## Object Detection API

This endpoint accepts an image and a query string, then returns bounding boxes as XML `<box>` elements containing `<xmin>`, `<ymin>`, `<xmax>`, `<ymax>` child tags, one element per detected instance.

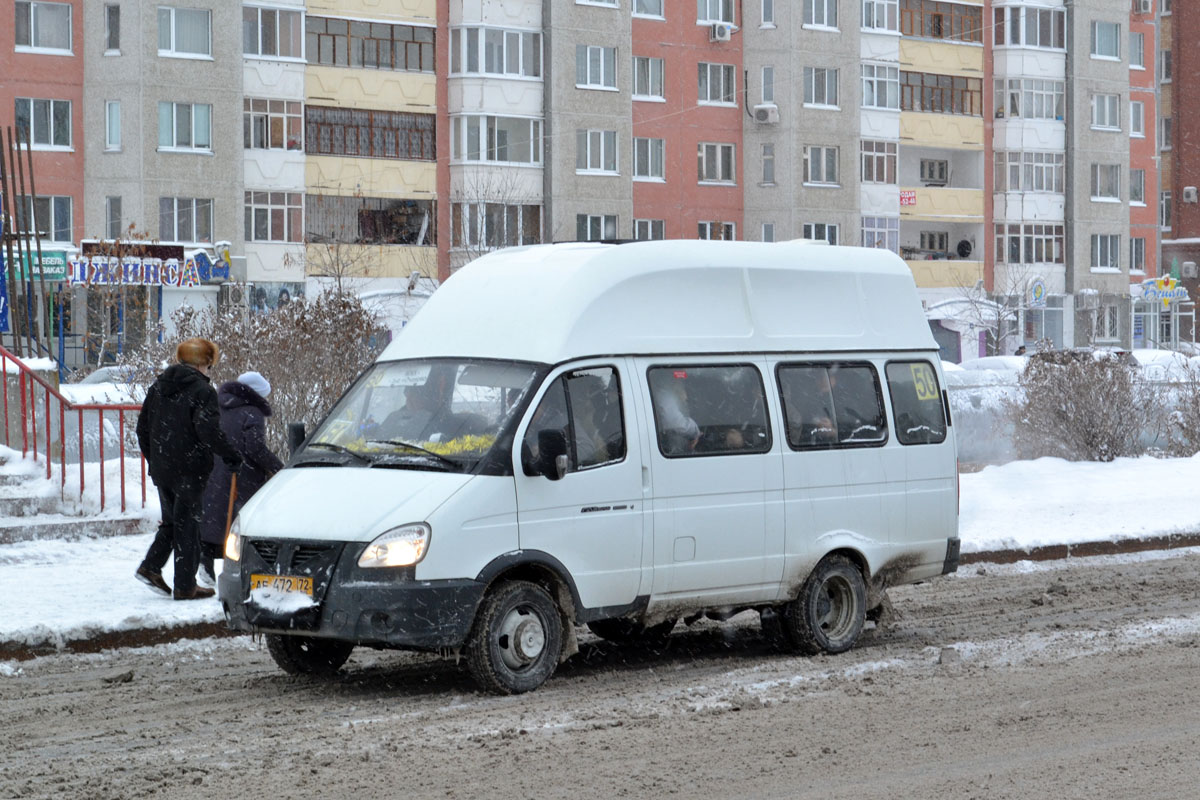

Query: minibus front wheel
<box><xmin>778</xmin><ymin>555</ymin><xmax>867</xmax><ymax>656</ymax></box>
<box><xmin>265</xmin><ymin>634</ymin><xmax>355</xmax><ymax>677</ymax></box>
<box><xmin>465</xmin><ymin>580</ymin><xmax>564</xmax><ymax>694</ymax></box>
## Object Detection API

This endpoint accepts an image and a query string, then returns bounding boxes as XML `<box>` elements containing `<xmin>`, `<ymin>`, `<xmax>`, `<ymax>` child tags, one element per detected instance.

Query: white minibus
<box><xmin>218</xmin><ymin>241</ymin><xmax>960</xmax><ymax>694</ymax></box>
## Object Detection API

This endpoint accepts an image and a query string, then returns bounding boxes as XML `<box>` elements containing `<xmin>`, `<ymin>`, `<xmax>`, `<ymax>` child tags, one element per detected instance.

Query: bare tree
<box><xmin>449</xmin><ymin>167</ymin><xmax>543</xmax><ymax>271</ymax></box>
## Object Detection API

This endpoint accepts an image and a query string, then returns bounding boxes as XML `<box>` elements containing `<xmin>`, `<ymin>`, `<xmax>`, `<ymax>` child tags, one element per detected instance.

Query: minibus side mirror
<box><xmin>287</xmin><ymin>422</ymin><xmax>307</xmax><ymax>456</ymax></box>
<box><xmin>537</xmin><ymin>429</ymin><xmax>569</xmax><ymax>481</ymax></box>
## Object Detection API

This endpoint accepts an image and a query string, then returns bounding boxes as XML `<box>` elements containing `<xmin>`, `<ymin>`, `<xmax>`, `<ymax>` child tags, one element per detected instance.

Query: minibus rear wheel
<box><xmin>778</xmin><ymin>555</ymin><xmax>866</xmax><ymax>656</ymax></box>
<box><xmin>465</xmin><ymin>580</ymin><xmax>564</xmax><ymax>694</ymax></box>
<box><xmin>265</xmin><ymin>634</ymin><xmax>355</xmax><ymax>677</ymax></box>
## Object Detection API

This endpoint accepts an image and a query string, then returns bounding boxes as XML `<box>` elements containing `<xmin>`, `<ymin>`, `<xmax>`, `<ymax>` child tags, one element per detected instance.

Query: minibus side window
<box><xmin>885</xmin><ymin>361</ymin><xmax>947</xmax><ymax>445</ymax></box>
<box><xmin>522</xmin><ymin>366</ymin><xmax>626</xmax><ymax>475</ymax></box>
<box><xmin>777</xmin><ymin>362</ymin><xmax>888</xmax><ymax>449</ymax></box>
<box><xmin>646</xmin><ymin>365</ymin><xmax>771</xmax><ymax>457</ymax></box>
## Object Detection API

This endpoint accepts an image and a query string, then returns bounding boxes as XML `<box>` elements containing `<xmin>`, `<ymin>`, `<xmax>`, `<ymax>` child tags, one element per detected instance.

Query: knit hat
<box><xmin>238</xmin><ymin>371</ymin><xmax>271</xmax><ymax>398</ymax></box>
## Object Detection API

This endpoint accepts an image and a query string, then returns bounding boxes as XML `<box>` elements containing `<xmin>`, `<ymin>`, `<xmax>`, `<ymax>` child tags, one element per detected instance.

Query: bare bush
<box><xmin>116</xmin><ymin>292</ymin><xmax>385</xmax><ymax>454</ymax></box>
<box><xmin>1165</xmin><ymin>372</ymin><xmax>1200</xmax><ymax>456</ymax></box>
<box><xmin>1007</xmin><ymin>351</ymin><xmax>1167</xmax><ymax>462</ymax></box>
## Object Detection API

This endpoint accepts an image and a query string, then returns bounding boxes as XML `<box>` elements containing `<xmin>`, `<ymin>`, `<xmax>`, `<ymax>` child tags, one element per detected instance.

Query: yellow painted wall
<box><xmin>900</xmin><ymin>40</ymin><xmax>984</xmax><ymax>78</ymax></box>
<box><xmin>900</xmin><ymin>112</ymin><xmax>983</xmax><ymax>149</ymax></box>
<box><xmin>304</xmin><ymin>243</ymin><xmax>438</xmax><ymax>279</ymax></box>
<box><xmin>306</xmin><ymin>66</ymin><xmax>435</xmax><ymax>111</ymax></box>
<box><xmin>306</xmin><ymin>155</ymin><xmax>437</xmax><ymax>196</ymax></box>
<box><xmin>905</xmin><ymin>259</ymin><xmax>983</xmax><ymax>289</ymax></box>
<box><xmin>900</xmin><ymin>187</ymin><xmax>984</xmax><ymax>221</ymax></box>
<box><xmin>305</xmin><ymin>0</ymin><xmax>435</xmax><ymax>25</ymax></box>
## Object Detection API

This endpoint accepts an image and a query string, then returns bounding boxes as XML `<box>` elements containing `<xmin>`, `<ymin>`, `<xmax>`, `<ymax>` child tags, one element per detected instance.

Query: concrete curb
<box><xmin>4</xmin><ymin>534</ymin><xmax>1200</xmax><ymax>662</ymax></box>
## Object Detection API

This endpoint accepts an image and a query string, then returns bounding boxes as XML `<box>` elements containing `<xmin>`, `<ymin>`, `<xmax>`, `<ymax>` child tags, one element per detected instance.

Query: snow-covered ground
<box><xmin>1</xmin><ymin>453</ymin><xmax>1199</xmax><ymax>649</ymax></box>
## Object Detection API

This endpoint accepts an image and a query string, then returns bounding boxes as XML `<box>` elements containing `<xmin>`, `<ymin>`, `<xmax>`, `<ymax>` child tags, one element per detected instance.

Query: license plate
<box><xmin>249</xmin><ymin>573</ymin><xmax>313</xmax><ymax>597</ymax></box>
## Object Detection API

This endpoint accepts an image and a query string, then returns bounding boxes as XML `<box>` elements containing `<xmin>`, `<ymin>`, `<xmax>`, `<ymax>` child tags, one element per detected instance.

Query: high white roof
<box><xmin>380</xmin><ymin>241</ymin><xmax>937</xmax><ymax>365</ymax></box>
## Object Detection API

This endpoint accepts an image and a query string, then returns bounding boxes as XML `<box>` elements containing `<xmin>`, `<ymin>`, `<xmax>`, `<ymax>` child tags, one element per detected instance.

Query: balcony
<box><xmin>903</xmin><ymin>257</ymin><xmax>983</xmax><ymax>289</ymax></box>
<box><xmin>899</xmin><ymin>186</ymin><xmax>984</xmax><ymax>222</ymax></box>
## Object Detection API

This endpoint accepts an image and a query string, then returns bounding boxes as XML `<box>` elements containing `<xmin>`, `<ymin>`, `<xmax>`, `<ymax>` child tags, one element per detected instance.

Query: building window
<box><xmin>14</xmin><ymin>98</ymin><xmax>71</xmax><ymax>149</ymax></box>
<box><xmin>104</xmin><ymin>4</ymin><xmax>119</xmax><ymax>52</ymax></box>
<box><xmin>451</xmin><ymin>27</ymin><xmax>541</xmax><ymax>78</ymax></box>
<box><xmin>576</xmin><ymin>45</ymin><xmax>617</xmax><ymax>89</ymax></box>
<box><xmin>993</xmin><ymin>152</ymin><xmax>1065</xmax><ymax>193</ymax></box>
<box><xmin>918</xmin><ymin>159</ymin><xmax>947</xmax><ymax>186</ymax></box>
<box><xmin>862</xmin><ymin>63</ymin><xmax>899</xmax><ymax>109</ymax></box>
<box><xmin>803</xmin><ymin>145</ymin><xmax>839</xmax><ymax>185</ymax></box>
<box><xmin>804</xmin><ymin>66</ymin><xmax>839</xmax><ymax>107</ymax></box>
<box><xmin>762</xmin><ymin>143</ymin><xmax>776</xmax><ymax>184</ymax></box>
<box><xmin>15</xmin><ymin>1</ymin><xmax>71</xmax><ymax>51</ymax></box>
<box><xmin>802</xmin><ymin>222</ymin><xmax>838</xmax><ymax>245</ymax></box>
<box><xmin>307</xmin><ymin>106</ymin><xmax>434</xmax><ymax>160</ymax></box>
<box><xmin>1161</xmin><ymin>117</ymin><xmax>1173</xmax><ymax>150</ymax></box>
<box><xmin>577</xmin><ymin>129</ymin><xmax>618</xmax><ymax>174</ymax></box>
<box><xmin>16</xmin><ymin>195</ymin><xmax>72</xmax><ymax>241</ymax></box>
<box><xmin>698</xmin><ymin>221</ymin><xmax>736</xmax><ymax>240</ymax></box>
<box><xmin>762</xmin><ymin>222</ymin><xmax>776</xmax><ymax>242</ymax></box>
<box><xmin>633</xmin><ymin>56</ymin><xmax>664</xmax><ymax>99</ymax></box>
<box><xmin>861</xmin><ymin>140</ymin><xmax>897</xmax><ymax>184</ymax></box>
<box><xmin>1130</xmin><ymin>169</ymin><xmax>1145</xmax><ymax>205</ymax></box>
<box><xmin>157</xmin><ymin>102</ymin><xmax>211</xmax><ymax>151</ymax></box>
<box><xmin>243</xmin><ymin>6</ymin><xmax>303</xmax><ymax>58</ymax></box>
<box><xmin>635</xmin><ymin>0</ymin><xmax>665</xmax><ymax>17</ymax></box>
<box><xmin>699</xmin><ymin>62</ymin><xmax>736</xmax><ymax>104</ymax></box>
<box><xmin>1090</xmin><ymin>21</ymin><xmax>1120</xmax><ymax>59</ymax></box>
<box><xmin>1096</xmin><ymin>305</ymin><xmax>1119</xmax><ymax>341</ymax></box>
<box><xmin>1091</xmin><ymin>234</ymin><xmax>1120</xmax><ymax>269</ymax></box>
<box><xmin>900</xmin><ymin>0</ymin><xmax>983</xmax><ymax>43</ymax></box>
<box><xmin>634</xmin><ymin>219</ymin><xmax>665</xmax><ymax>240</ymax></box>
<box><xmin>105</xmin><ymin>196</ymin><xmax>122</xmax><ymax>240</ymax></box>
<box><xmin>245</xmin><ymin>191</ymin><xmax>303</xmax><ymax>243</ymax></box>
<box><xmin>1161</xmin><ymin>50</ymin><xmax>1172</xmax><ymax>82</ymax></box>
<box><xmin>992</xmin><ymin>5</ymin><xmax>1065</xmax><ymax>48</ymax></box>
<box><xmin>1130</xmin><ymin>101</ymin><xmax>1144</xmax><ymax>137</ymax></box>
<box><xmin>804</xmin><ymin>0</ymin><xmax>838</xmax><ymax>28</ymax></box>
<box><xmin>697</xmin><ymin>142</ymin><xmax>735</xmax><ymax>183</ymax></box>
<box><xmin>633</xmin><ymin>137</ymin><xmax>665</xmax><ymax>180</ymax></box>
<box><xmin>159</xmin><ymin>197</ymin><xmax>213</xmax><ymax>243</ymax></box>
<box><xmin>762</xmin><ymin>66</ymin><xmax>775</xmax><ymax>103</ymax></box>
<box><xmin>578</xmin><ymin>214</ymin><xmax>617</xmax><ymax>241</ymax></box>
<box><xmin>1090</xmin><ymin>164</ymin><xmax>1120</xmax><ymax>200</ymax></box>
<box><xmin>306</xmin><ymin>196</ymin><xmax>435</xmax><ymax>245</ymax></box>
<box><xmin>863</xmin><ymin>0</ymin><xmax>899</xmax><ymax>32</ymax></box>
<box><xmin>1130</xmin><ymin>31</ymin><xmax>1143</xmax><ymax>68</ymax></box>
<box><xmin>452</xmin><ymin>203</ymin><xmax>541</xmax><ymax>249</ymax></box>
<box><xmin>762</xmin><ymin>0</ymin><xmax>775</xmax><ymax>25</ymax></box>
<box><xmin>900</xmin><ymin>72</ymin><xmax>982</xmax><ymax>115</ymax></box>
<box><xmin>1131</xmin><ymin>238</ymin><xmax>1146</xmax><ymax>272</ymax></box>
<box><xmin>697</xmin><ymin>0</ymin><xmax>734</xmax><ymax>24</ymax></box>
<box><xmin>994</xmin><ymin>223</ymin><xmax>1064</xmax><ymax>264</ymax></box>
<box><xmin>995</xmin><ymin>78</ymin><xmax>1065</xmax><ymax>120</ymax></box>
<box><xmin>105</xmin><ymin>101</ymin><xmax>120</xmax><ymax>151</ymax></box>
<box><xmin>305</xmin><ymin>16</ymin><xmax>434</xmax><ymax>72</ymax></box>
<box><xmin>157</xmin><ymin>7</ymin><xmax>211</xmax><ymax>57</ymax></box>
<box><xmin>1091</xmin><ymin>94</ymin><xmax>1120</xmax><ymax>130</ymax></box>
<box><xmin>920</xmin><ymin>231</ymin><xmax>949</xmax><ymax>254</ymax></box>
<box><xmin>1163</xmin><ymin>0</ymin><xmax>1171</xmax><ymax>12</ymax></box>
<box><xmin>245</xmin><ymin>98</ymin><xmax>303</xmax><ymax>151</ymax></box>
<box><xmin>452</xmin><ymin>115</ymin><xmax>541</xmax><ymax>164</ymax></box>
<box><xmin>1161</xmin><ymin>191</ymin><xmax>1172</xmax><ymax>229</ymax></box>
<box><xmin>862</xmin><ymin>216</ymin><xmax>899</xmax><ymax>253</ymax></box>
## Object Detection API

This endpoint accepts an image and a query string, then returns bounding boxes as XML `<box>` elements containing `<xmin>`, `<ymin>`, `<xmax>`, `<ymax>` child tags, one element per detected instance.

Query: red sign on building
<box><xmin>900</xmin><ymin>190</ymin><xmax>917</xmax><ymax>206</ymax></box>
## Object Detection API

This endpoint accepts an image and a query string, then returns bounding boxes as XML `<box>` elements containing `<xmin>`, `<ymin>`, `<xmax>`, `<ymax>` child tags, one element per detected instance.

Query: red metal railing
<box><xmin>0</xmin><ymin>345</ymin><xmax>145</xmax><ymax>513</ymax></box>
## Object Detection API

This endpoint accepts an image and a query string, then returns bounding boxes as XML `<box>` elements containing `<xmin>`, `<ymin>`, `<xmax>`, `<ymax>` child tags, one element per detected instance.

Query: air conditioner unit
<box><xmin>1184</xmin><ymin>262</ymin><xmax>1198</xmax><ymax>279</ymax></box>
<box><xmin>710</xmin><ymin>23</ymin><xmax>733</xmax><ymax>42</ymax></box>
<box><xmin>753</xmin><ymin>103</ymin><xmax>779</xmax><ymax>124</ymax></box>
<box><xmin>219</xmin><ymin>282</ymin><xmax>250</xmax><ymax>307</ymax></box>
<box><xmin>1077</xmin><ymin>291</ymin><xmax>1100</xmax><ymax>311</ymax></box>
<box><xmin>1184</xmin><ymin>185</ymin><xmax>1198</xmax><ymax>203</ymax></box>
<box><xmin>1134</xmin><ymin>0</ymin><xmax>1152</xmax><ymax>14</ymax></box>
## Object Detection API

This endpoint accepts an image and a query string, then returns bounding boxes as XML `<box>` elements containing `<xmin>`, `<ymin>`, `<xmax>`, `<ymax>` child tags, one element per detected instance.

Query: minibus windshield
<box><xmin>303</xmin><ymin>359</ymin><xmax>540</xmax><ymax>471</ymax></box>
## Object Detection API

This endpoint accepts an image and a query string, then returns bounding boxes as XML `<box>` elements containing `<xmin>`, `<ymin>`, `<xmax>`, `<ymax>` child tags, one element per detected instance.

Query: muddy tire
<box><xmin>777</xmin><ymin>555</ymin><xmax>867</xmax><ymax>656</ymax></box>
<box><xmin>465</xmin><ymin>581</ymin><xmax>563</xmax><ymax>695</ymax></box>
<box><xmin>265</xmin><ymin>634</ymin><xmax>354</xmax><ymax>677</ymax></box>
<box><xmin>587</xmin><ymin>617</ymin><xmax>676</xmax><ymax>645</ymax></box>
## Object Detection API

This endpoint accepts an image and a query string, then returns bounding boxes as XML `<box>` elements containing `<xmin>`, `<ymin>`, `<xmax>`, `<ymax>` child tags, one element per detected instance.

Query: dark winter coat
<box><xmin>136</xmin><ymin>364</ymin><xmax>242</xmax><ymax>487</ymax></box>
<box><xmin>199</xmin><ymin>381</ymin><xmax>285</xmax><ymax>546</ymax></box>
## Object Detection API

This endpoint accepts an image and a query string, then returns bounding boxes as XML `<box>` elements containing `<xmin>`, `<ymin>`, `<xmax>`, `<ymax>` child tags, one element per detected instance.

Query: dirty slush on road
<box><xmin>3</xmin><ymin>550</ymin><xmax>1200</xmax><ymax>800</ymax></box>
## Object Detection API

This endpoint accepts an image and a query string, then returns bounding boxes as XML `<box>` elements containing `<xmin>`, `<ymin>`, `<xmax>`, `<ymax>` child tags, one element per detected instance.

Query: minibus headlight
<box><xmin>358</xmin><ymin>524</ymin><xmax>431</xmax><ymax>568</ymax></box>
<box><xmin>223</xmin><ymin>518</ymin><xmax>242</xmax><ymax>562</ymax></box>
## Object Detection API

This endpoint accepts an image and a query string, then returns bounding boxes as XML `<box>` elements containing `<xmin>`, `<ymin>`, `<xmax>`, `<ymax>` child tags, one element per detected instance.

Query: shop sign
<box><xmin>1029</xmin><ymin>277</ymin><xmax>1046</xmax><ymax>308</ymax></box>
<box><xmin>11</xmin><ymin>250</ymin><xmax>68</xmax><ymax>281</ymax></box>
<box><xmin>68</xmin><ymin>243</ymin><xmax>231</xmax><ymax>287</ymax></box>
<box><xmin>1139</xmin><ymin>276</ymin><xmax>1189</xmax><ymax>310</ymax></box>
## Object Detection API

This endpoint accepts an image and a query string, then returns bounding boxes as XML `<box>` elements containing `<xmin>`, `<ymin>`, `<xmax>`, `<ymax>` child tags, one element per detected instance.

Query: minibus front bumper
<box><xmin>218</xmin><ymin>540</ymin><xmax>486</xmax><ymax>651</ymax></box>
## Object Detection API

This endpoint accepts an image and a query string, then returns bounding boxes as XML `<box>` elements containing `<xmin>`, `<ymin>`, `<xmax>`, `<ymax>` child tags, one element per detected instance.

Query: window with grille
<box><xmin>307</xmin><ymin>106</ymin><xmax>434</xmax><ymax>160</ymax></box>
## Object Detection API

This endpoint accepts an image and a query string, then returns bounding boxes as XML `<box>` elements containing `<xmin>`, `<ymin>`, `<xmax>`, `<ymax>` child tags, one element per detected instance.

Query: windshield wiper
<box><xmin>366</xmin><ymin>439</ymin><xmax>460</xmax><ymax>471</ymax></box>
<box><xmin>305</xmin><ymin>441</ymin><xmax>372</xmax><ymax>464</ymax></box>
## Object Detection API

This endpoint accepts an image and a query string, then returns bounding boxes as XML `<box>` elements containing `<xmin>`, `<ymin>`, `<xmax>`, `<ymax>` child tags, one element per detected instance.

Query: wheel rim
<box><xmin>815</xmin><ymin>574</ymin><xmax>856</xmax><ymax>640</ymax></box>
<box><xmin>496</xmin><ymin>604</ymin><xmax>547</xmax><ymax>671</ymax></box>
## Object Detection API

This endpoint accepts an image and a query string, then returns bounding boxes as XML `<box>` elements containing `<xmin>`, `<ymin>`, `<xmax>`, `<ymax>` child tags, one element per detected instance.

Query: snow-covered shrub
<box><xmin>1007</xmin><ymin>350</ymin><xmax>1167</xmax><ymax>462</ymax></box>
<box><xmin>1165</xmin><ymin>369</ymin><xmax>1200</xmax><ymax>456</ymax></box>
<box><xmin>119</xmin><ymin>292</ymin><xmax>386</xmax><ymax>454</ymax></box>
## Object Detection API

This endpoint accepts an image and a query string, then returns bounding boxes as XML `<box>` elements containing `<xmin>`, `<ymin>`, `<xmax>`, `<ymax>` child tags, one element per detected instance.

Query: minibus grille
<box><xmin>247</xmin><ymin>540</ymin><xmax>338</xmax><ymax>571</ymax></box>
<box><xmin>292</xmin><ymin>545</ymin><xmax>333</xmax><ymax>569</ymax></box>
<box><xmin>250</xmin><ymin>540</ymin><xmax>280</xmax><ymax>564</ymax></box>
